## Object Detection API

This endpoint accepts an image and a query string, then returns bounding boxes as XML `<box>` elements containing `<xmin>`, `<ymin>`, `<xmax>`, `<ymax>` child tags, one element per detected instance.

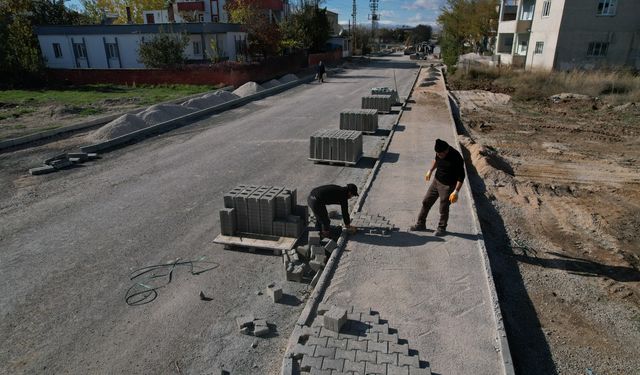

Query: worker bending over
<box><xmin>307</xmin><ymin>184</ymin><xmax>359</xmax><ymax>237</ymax></box>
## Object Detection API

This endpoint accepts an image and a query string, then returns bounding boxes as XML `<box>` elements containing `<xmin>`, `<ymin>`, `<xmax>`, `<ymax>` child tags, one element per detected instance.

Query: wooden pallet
<box><xmin>308</xmin><ymin>157</ymin><xmax>360</xmax><ymax>166</ymax></box>
<box><xmin>214</xmin><ymin>233</ymin><xmax>298</xmax><ymax>255</ymax></box>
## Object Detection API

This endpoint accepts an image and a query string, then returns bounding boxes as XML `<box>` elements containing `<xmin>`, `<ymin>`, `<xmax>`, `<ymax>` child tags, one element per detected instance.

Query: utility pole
<box><xmin>351</xmin><ymin>0</ymin><xmax>357</xmax><ymax>55</ymax></box>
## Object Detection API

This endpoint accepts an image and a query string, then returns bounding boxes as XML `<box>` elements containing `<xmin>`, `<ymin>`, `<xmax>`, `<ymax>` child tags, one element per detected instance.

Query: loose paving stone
<box><xmin>266</xmin><ymin>283</ymin><xmax>282</xmax><ymax>302</ymax></box>
<box><xmin>387</xmin><ymin>364</ymin><xmax>410</xmax><ymax>375</ymax></box>
<box><xmin>321</xmin><ymin>358</ymin><xmax>344</xmax><ymax>371</ymax></box>
<box><xmin>350</xmin><ymin>306</ymin><xmax>372</xmax><ymax>315</ymax></box>
<box><xmin>342</xmin><ymin>359</ymin><xmax>366</xmax><ymax>374</ymax></box>
<box><xmin>347</xmin><ymin>339</ymin><xmax>367</xmax><ymax>351</ymax></box>
<box><xmin>310</xmin><ymin>260</ymin><xmax>324</xmax><ymax>272</ymax></box>
<box><xmin>367</xmin><ymin>340</ymin><xmax>388</xmax><ymax>353</ymax></box>
<box><xmin>398</xmin><ymin>354</ymin><xmax>420</xmax><ymax>368</ymax></box>
<box><xmin>29</xmin><ymin>165</ymin><xmax>56</xmax><ymax>175</ymax></box>
<box><xmin>309</xmin><ymin>231</ymin><xmax>321</xmax><ymax>245</ymax></box>
<box><xmin>376</xmin><ymin>351</ymin><xmax>398</xmax><ymax>365</ymax></box>
<box><xmin>324</xmin><ymin>239</ymin><xmax>338</xmax><ymax>253</ymax></box>
<box><xmin>357</xmin><ymin>331</ymin><xmax>379</xmax><ymax>342</ymax></box>
<box><xmin>365</xmin><ymin>361</ymin><xmax>387</xmax><ymax>374</ymax></box>
<box><xmin>301</xmin><ymin>356</ymin><xmax>324</xmax><ymax>371</ymax></box>
<box><xmin>347</xmin><ymin>312</ymin><xmax>361</xmax><ymax>321</ymax></box>
<box><xmin>334</xmin><ymin>348</ymin><xmax>356</xmax><ymax>362</ymax></box>
<box><xmin>326</xmin><ymin>337</ymin><xmax>348</xmax><ymax>350</ymax></box>
<box><xmin>324</xmin><ymin>306</ymin><xmax>348</xmax><ymax>332</ymax></box>
<box><xmin>314</xmin><ymin>346</ymin><xmax>336</xmax><ymax>359</ymax></box>
<box><xmin>378</xmin><ymin>332</ymin><xmax>399</xmax><ymax>343</ymax></box>
<box><xmin>369</xmin><ymin>323</ymin><xmax>389</xmax><ymax>334</ymax></box>
<box><xmin>253</xmin><ymin>325</ymin><xmax>269</xmax><ymax>337</ymax></box>
<box><xmin>361</xmin><ymin>314</ymin><xmax>381</xmax><ymax>324</ymax></box>
<box><xmin>355</xmin><ymin>349</ymin><xmax>376</xmax><ymax>363</ymax></box>
<box><xmin>236</xmin><ymin>315</ymin><xmax>254</xmax><ymax>329</ymax></box>
<box><xmin>388</xmin><ymin>342</ymin><xmax>409</xmax><ymax>355</ymax></box>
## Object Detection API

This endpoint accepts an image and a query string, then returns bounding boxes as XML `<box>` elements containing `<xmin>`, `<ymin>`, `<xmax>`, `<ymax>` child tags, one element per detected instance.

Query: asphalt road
<box><xmin>0</xmin><ymin>54</ymin><xmax>419</xmax><ymax>374</ymax></box>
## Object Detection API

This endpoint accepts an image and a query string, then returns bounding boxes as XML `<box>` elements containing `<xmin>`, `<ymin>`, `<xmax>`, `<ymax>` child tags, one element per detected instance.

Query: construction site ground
<box><xmin>450</xmin><ymin>88</ymin><xmax>640</xmax><ymax>374</ymax></box>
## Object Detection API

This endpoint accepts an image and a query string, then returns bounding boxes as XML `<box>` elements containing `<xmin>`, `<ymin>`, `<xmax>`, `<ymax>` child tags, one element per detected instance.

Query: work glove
<box><xmin>347</xmin><ymin>225</ymin><xmax>357</xmax><ymax>234</ymax></box>
<box><xmin>449</xmin><ymin>191</ymin><xmax>458</xmax><ymax>204</ymax></box>
<box><xmin>425</xmin><ymin>170</ymin><xmax>432</xmax><ymax>182</ymax></box>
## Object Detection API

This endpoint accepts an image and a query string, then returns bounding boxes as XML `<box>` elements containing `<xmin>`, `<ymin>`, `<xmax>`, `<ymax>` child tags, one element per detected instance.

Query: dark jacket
<box><xmin>309</xmin><ymin>184</ymin><xmax>350</xmax><ymax>225</ymax></box>
<box><xmin>317</xmin><ymin>63</ymin><xmax>325</xmax><ymax>75</ymax></box>
<box><xmin>435</xmin><ymin>148</ymin><xmax>466</xmax><ymax>186</ymax></box>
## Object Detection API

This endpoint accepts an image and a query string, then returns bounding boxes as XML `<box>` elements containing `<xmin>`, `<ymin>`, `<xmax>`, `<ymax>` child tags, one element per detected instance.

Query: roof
<box><xmin>35</xmin><ymin>23</ymin><xmax>244</xmax><ymax>35</ymax></box>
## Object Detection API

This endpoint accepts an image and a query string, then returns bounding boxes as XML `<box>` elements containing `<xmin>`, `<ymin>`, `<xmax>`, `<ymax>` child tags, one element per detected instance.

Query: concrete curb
<box><xmin>279</xmin><ymin>66</ymin><xmax>422</xmax><ymax>375</ymax></box>
<box><xmin>80</xmin><ymin>75</ymin><xmax>318</xmax><ymax>154</ymax></box>
<box><xmin>0</xmin><ymin>88</ymin><xmax>232</xmax><ymax>152</ymax></box>
<box><xmin>444</xmin><ymin>83</ymin><xmax>516</xmax><ymax>375</ymax></box>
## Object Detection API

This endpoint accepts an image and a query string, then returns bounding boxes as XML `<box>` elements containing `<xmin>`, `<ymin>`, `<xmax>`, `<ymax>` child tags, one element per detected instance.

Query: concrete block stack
<box><xmin>309</xmin><ymin>129</ymin><xmax>363</xmax><ymax>164</ymax></box>
<box><xmin>339</xmin><ymin>109</ymin><xmax>379</xmax><ymax>133</ymax></box>
<box><xmin>371</xmin><ymin>87</ymin><xmax>400</xmax><ymax>105</ymax></box>
<box><xmin>220</xmin><ymin>185</ymin><xmax>306</xmax><ymax>238</ymax></box>
<box><xmin>282</xmin><ymin>231</ymin><xmax>338</xmax><ymax>283</ymax></box>
<box><xmin>349</xmin><ymin>212</ymin><xmax>396</xmax><ymax>236</ymax></box>
<box><xmin>361</xmin><ymin>94</ymin><xmax>393</xmax><ymax>113</ymax></box>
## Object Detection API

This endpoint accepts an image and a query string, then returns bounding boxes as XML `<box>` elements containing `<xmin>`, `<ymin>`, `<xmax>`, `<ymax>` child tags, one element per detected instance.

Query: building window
<box><xmin>193</xmin><ymin>41</ymin><xmax>201</xmax><ymax>55</ymax></box>
<box><xmin>73</xmin><ymin>43</ymin><xmax>87</xmax><ymax>59</ymax></box>
<box><xmin>534</xmin><ymin>42</ymin><xmax>544</xmax><ymax>54</ymax></box>
<box><xmin>597</xmin><ymin>0</ymin><xmax>616</xmax><ymax>15</ymax></box>
<box><xmin>587</xmin><ymin>42</ymin><xmax>609</xmax><ymax>56</ymax></box>
<box><xmin>106</xmin><ymin>43</ymin><xmax>119</xmax><ymax>59</ymax></box>
<box><xmin>542</xmin><ymin>0</ymin><xmax>551</xmax><ymax>17</ymax></box>
<box><xmin>198</xmin><ymin>14</ymin><xmax>204</xmax><ymax>22</ymax></box>
<box><xmin>53</xmin><ymin>43</ymin><xmax>63</xmax><ymax>58</ymax></box>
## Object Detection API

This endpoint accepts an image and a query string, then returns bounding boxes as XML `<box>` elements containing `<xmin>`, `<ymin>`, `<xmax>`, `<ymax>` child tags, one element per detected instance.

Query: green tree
<box><xmin>280</xmin><ymin>3</ymin><xmax>330</xmax><ymax>53</ymax></box>
<box><xmin>225</xmin><ymin>0</ymin><xmax>281</xmax><ymax>59</ymax></box>
<box><xmin>411</xmin><ymin>24</ymin><xmax>432</xmax><ymax>44</ymax></box>
<box><xmin>80</xmin><ymin>0</ymin><xmax>165</xmax><ymax>24</ymax></box>
<box><xmin>137</xmin><ymin>29</ymin><xmax>189</xmax><ymax>68</ymax></box>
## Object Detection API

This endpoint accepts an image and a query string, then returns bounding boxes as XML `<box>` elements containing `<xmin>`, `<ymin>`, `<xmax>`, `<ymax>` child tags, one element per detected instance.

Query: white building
<box><xmin>36</xmin><ymin>23</ymin><xmax>247</xmax><ymax>69</ymax></box>
<box><xmin>495</xmin><ymin>0</ymin><xmax>640</xmax><ymax>70</ymax></box>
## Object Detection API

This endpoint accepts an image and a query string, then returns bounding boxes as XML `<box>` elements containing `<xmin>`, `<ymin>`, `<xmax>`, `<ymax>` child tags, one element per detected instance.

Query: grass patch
<box><xmin>0</xmin><ymin>84</ymin><xmax>217</xmax><ymax>107</ymax></box>
<box><xmin>448</xmin><ymin>67</ymin><xmax>640</xmax><ymax>104</ymax></box>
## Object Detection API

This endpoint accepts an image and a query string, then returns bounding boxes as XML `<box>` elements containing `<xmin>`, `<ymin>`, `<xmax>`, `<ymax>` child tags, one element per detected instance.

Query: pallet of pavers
<box><xmin>214</xmin><ymin>184</ymin><xmax>308</xmax><ymax>255</ymax></box>
<box><xmin>361</xmin><ymin>94</ymin><xmax>393</xmax><ymax>113</ymax></box>
<box><xmin>371</xmin><ymin>87</ymin><xmax>401</xmax><ymax>105</ymax></box>
<box><xmin>339</xmin><ymin>109</ymin><xmax>378</xmax><ymax>134</ymax></box>
<box><xmin>309</xmin><ymin>129</ymin><xmax>363</xmax><ymax>166</ymax></box>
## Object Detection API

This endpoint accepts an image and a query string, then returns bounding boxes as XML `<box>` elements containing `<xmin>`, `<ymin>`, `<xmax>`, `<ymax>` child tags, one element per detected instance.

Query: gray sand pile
<box><xmin>138</xmin><ymin>104</ymin><xmax>194</xmax><ymax>125</ymax></box>
<box><xmin>203</xmin><ymin>90</ymin><xmax>239</xmax><ymax>101</ymax></box>
<box><xmin>279</xmin><ymin>74</ymin><xmax>299</xmax><ymax>84</ymax></box>
<box><xmin>182</xmin><ymin>89</ymin><xmax>240</xmax><ymax>109</ymax></box>
<box><xmin>232</xmin><ymin>82</ymin><xmax>264</xmax><ymax>97</ymax></box>
<box><xmin>89</xmin><ymin>114</ymin><xmax>148</xmax><ymax>141</ymax></box>
<box><xmin>261</xmin><ymin>79</ymin><xmax>282</xmax><ymax>89</ymax></box>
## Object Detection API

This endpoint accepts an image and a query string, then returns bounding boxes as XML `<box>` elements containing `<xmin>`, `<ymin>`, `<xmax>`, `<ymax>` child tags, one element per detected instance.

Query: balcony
<box><xmin>516</xmin><ymin>20</ymin><xmax>532</xmax><ymax>33</ymax></box>
<box><xmin>177</xmin><ymin>1</ymin><xmax>205</xmax><ymax>11</ymax></box>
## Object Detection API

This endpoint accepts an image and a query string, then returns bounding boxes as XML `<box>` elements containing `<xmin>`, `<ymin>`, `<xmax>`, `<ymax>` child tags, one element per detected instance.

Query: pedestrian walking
<box><xmin>410</xmin><ymin>139</ymin><xmax>465</xmax><ymax>236</ymax></box>
<box><xmin>316</xmin><ymin>61</ymin><xmax>326</xmax><ymax>83</ymax></box>
<box><xmin>307</xmin><ymin>183</ymin><xmax>359</xmax><ymax>237</ymax></box>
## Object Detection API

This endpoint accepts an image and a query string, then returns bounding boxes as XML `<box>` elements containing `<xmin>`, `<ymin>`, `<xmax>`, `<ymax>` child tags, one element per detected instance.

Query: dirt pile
<box><xmin>88</xmin><ymin>114</ymin><xmax>148</xmax><ymax>142</ymax></box>
<box><xmin>232</xmin><ymin>82</ymin><xmax>264</xmax><ymax>97</ymax></box>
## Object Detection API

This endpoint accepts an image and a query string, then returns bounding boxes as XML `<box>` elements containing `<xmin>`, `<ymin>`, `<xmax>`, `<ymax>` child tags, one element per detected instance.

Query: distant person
<box><xmin>410</xmin><ymin>139</ymin><xmax>465</xmax><ymax>236</ymax></box>
<box><xmin>316</xmin><ymin>61</ymin><xmax>326</xmax><ymax>83</ymax></box>
<box><xmin>308</xmin><ymin>184</ymin><xmax>359</xmax><ymax>237</ymax></box>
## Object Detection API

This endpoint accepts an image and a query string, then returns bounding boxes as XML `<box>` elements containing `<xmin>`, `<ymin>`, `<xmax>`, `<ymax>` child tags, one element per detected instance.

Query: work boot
<box><xmin>409</xmin><ymin>223</ymin><xmax>427</xmax><ymax>231</ymax></box>
<box><xmin>434</xmin><ymin>228</ymin><xmax>446</xmax><ymax>237</ymax></box>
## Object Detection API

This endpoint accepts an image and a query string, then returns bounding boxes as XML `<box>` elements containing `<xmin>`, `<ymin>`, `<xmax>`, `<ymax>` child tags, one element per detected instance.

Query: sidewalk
<box><xmin>314</xmin><ymin>67</ymin><xmax>512</xmax><ymax>374</ymax></box>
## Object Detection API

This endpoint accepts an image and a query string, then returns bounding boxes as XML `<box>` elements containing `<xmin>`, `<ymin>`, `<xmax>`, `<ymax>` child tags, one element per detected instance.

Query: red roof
<box><xmin>177</xmin><ymin>1</ymin><xmax>205</xmax><ymax>11</ymax></box>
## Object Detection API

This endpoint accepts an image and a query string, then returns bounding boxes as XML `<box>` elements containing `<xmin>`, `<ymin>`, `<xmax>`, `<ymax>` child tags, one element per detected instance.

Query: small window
<box><xmin>535</xmin><ymin>42</ymin><xmax>544</xmax><ymax>54</ymax></box>
<box><xmin>106</xmin><ymin>43</ymin><xmax>119</xmax><ymax>59</ymax></box>
<box><xmin>193</xmin><ymin>41</ymin><xmax>200</xmax><ymax>55</ymax></box>
<box><xmin>542</xmin><ymin>0</ymin><xmax>551</xmax><ymax>17</ymax></box>
<box><xmin>198</xmin><ymin>14</ymin><xmax>204</xmax><ymax>22</ymax></box>
<box><xmin>597</xmin><ymin>0</ymin><xmax>616</xmax><ymax>15</ymax></box>
<box><xmin>73</xmin><ymin>43</ymin><xmax>87</xmax><ymax>58</ymax></box>
<box><xmin>53</xmin><ymin>43</ymin><xmax>62</xmax><ymax>58</ymax></box>
<box><xmin>587</xmin><ymin>42</ymin><xmax>609</xmax><ymax>56</ymax></box>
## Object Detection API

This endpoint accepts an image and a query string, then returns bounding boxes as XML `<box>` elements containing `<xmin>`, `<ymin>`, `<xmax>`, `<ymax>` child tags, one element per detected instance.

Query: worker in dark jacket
<box><xmin>308</xmin><ymin>183</ymin><xmax>358</xmax><ymax>237</ymax></box>
<box><xmin>316</xmin><ymin>61</ymin><xmax>326</xmax><ymax>83</ymax></box>
<box><xmin>410</xmin><ymin>139</ymin><xmax>466</xmax><ymax>236</ymax></box>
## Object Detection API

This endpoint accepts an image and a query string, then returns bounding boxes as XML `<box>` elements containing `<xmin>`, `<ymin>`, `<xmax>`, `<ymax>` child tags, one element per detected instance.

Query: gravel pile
<box><xmin>278</xmin><ymin>74</ymin><xmax>299</xmax><ymax>84</ymax></box>
<box><xmin>89</xmin><ymin>114</ymin><xmax>148</xmax><ymax>141</ymax></box>
<box><xmin>139</xmin><ymin>104</ymin><xmax>194</xmax><ymax>125</ymax></box>
<box><xmin>232</xmin><ymin>82</ymin><xmax>264</xmax><ymax>97</ymax></box>
<box><xmin>260</xmin><ymin>79</ymin><xmax>282</xmax><ymax>89</ymax></box>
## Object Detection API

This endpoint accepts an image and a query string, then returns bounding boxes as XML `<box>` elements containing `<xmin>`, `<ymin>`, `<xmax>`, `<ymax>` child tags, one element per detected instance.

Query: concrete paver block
<box><xmin>378</xmin><ymin>332</ymin><xmax>399</xmax><ymax>343</ymax></box>
<box><xmin>365</xmin><ymin>361</ymin><xmax>387</xmax><ymax>374</ymax></box>
<box><xmin>347</xmin><ymin>339</ymin><xmax>367</xmax><ymax>351</ymax></box>
<box><xmin>398</xmin><ymin>354</ymin><xmax>420</xmax><ymax>368</ymax></box>
<box><xmin>311</xmin><ymin>245</ymin><xmax>325</xmax><ymax>257</ymax></box>
<box><xmin>310</xmin><ymin>368</ymin><xmax>332</xmax><ymax>375</ymax></box>
<box><xmin>308</xmin><ymin>336</ymin><xmax>328</xmax><ymax>347</ymax></box>
<box><xmin>387</xmin><ymin>364</ymin><xmax>410</xmax><ymax>375</ymax></box>
<box><xmin>409</xmin><ymin>367</ymin><xmax>432</xmax><ymax>375</ymax></box>
<box><xmin>266</xmin><ymin>283</ymin><xmax>282</xmax><ymax>302</ymax></box>
<box><xmin>321</xmin><ymin>357</ymin><xmax>344</xmax><ymax>371</ymax></box>
<box><xmin>326</xmin><ymin>337</ymin><xmax>348</xmax><ymax>350</ymax></box>
<box><xmin>236</xmin><ymin>315</ymin><xmax>254</xmax><ymax>329</ymax></box>
<box><xmin>314</xmin><ymin>345</ymin><xmax>336</xmax><ymax>359</ymax></box>
<box><xmin>324</xmin><ymin>307</ymin><xmax>347</xmax><ymax>333</ymax></box>
<box><xmin>310</xmin><ymin>260</ymin><xmax>324</xmax><ymax>272</ymax></box>
<box><xmin>314</xmin><ymin>254</ymin><xmax>327</xmax><ymax>264</ymax></box>
<box><xmin>296</xmin><ymin>245</ymin><xmax>310</xmax><ymax>259</ymax></box>
<box><xmin>334</xmin><ymin>348</ymin><xmax>356</xmax><ymax>362</ymax></box>
<box><xmin>357</xmin><ymin>332</ymin><xmax>378</xmax><ymax>342</ymax></box>
<box><xmin>368</xmin><ymin>322</ymin><xmax>389</xmax><ymax>334</ymax></box>
<box><xmin>29</xmin><ymin>165</ymin><xmax>56</xmax><ymax>175</ymax></box>
<box><xmin>292</xmin><ymin>343</ymin><xmax>315</xmax><ymax>359</ymax></box>
<box><xmin>319</xmin><ymin>327</ymin><xmax>339</xmax><ymax>338</ymax></box>
<box><xmin>301</xmin><ymin>356</ymin><xmax>323</xmax><ymax>371</ymax></box>
<box><xmin>367</xmin><ymin>340</ymin><xmax>388</xmax><ymax>353</ymax></box>
<box><xmin>388</xmin><ymin>342</ymin><xmax>409</xmax><ymax>355</ymax></box>
<box><xmin>253</xmin><ymin>325</ymin><xmax>269</xmax><ymax>337</ymax></box>
<box><xmin>361</xmin><ymin>313</ymin><xmax>380</xmax><ymax>324</ymax></box>
<box><xmin>347</xmin><ymin>312</ymin><xmax>361</xmax><ymax>322</ymax></box>
<box><xmin>309</xmin><ymin>231</ymin><xmax>321</xmax><ymax>245</ymax></box>
<box><xmin>317</xmin><ymin>302</ymin><xmax>333</xmax><ymax>315</ymax></box>
<box><xmin>343</xmin><ymin>359</ymin><xmax>366</xmax><ymax>374</ymax></box>
<box><xmin>355</xmin><ymin>349</ymin><xmax>376</xmax><ymax>363</ymax></box>
<box><xmin>323</xmin><ymin>239</ymin><xmax>337</xmax><ymax>253</ymax></box>
<box><xmin>376</xmin><ymin>351</ymin><xmax>398</xmax><ymax>365</ymax></box>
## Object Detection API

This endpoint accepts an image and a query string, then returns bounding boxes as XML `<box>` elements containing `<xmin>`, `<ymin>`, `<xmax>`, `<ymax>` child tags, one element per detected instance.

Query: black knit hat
<box><xmin>346</xmin><ymin>183</ymin><xmax>359</xmax><ymax>196</ymax></box>
<box><xmin>435</xmin><ymin>139</ymin><xmax>449</xmax><ymax>152</ymax></box>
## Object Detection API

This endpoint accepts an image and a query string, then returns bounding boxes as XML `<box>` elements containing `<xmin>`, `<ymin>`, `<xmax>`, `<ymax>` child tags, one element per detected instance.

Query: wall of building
<box><xmin>555</xmin><ymin>0</ymin><xmax>640</xmax><ymax>70</ymax></box>
<box><xmin>526</xmin><ymin>0</ymin><xmax>566</xmax><ymax>70</ymax></box>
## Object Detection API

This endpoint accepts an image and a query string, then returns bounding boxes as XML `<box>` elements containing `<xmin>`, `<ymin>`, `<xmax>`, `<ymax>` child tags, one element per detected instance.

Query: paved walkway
<box><xmin>315</xmin><ymin>67</ymin><xmax>510</xmax><ymax>375</ymax></box>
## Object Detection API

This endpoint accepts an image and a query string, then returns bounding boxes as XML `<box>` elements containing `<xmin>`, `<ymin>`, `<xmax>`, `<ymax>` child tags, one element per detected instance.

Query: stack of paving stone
<box><xmin>29</xmin><ymin>152</ymin><xmax>99</xmax><ymax>175</ymax></box>
<box><xmin>371</xmin><ymin>87</ymin><xmax>400</xmax><ymax>105</ymax></box>
<box><xmin>283</xmin><ymin>231</ymin><xmax>338</xmax><ymax>283</ymax></box>
<box><xmin>288</xmin><ymin>304</ymin><xmax>431</xmax><ymax>374</ymax></box>
<box><xmin>349</xmin><ymin>212</ymin><xmax>396</xmax><ymax>236</ymax></box>
<box><xmin>236</xmin><ymin>314</ymin><xmax>270</xmax><ymax>337</ymax></box>
<box><xmin>309</xmin><ymin>130</ymin><xmax>363</xmax><ymax>164</ymax></box>
<box><xmin>220</xmin><ymin>185</ymin><xmax>306</xmax><ymax>238</ymax></box>
<box><xmin>339</xmin><ymin>109</ymin><xmax>379</xmax><ymax>133</ymax></box>
<box><xmin>361</xmin><ymin>94</ymin><xmax>393</xmax><ymax>113</ymax></box>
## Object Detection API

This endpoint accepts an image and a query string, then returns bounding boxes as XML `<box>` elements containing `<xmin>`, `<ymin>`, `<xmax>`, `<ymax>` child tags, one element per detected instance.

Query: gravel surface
<box><xmin>0</xmin><ymin>54</ymin><xmax>419</xmax><ymax>374</ymax></box>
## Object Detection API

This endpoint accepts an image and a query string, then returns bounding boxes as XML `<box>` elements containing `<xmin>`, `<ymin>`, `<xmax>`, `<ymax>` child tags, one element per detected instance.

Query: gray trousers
<box><xmin>417</xmin><ymin>179</ymin><xmax>456</xmax><ymax>230</ymax></box>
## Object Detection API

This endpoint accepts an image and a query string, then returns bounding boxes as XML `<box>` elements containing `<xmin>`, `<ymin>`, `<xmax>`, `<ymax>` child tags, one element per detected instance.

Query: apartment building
<box><xmin>495</xmin><ymin>0</ymin><xmax>640</xmax><ymax>70</ymax></box>
<box><xmin>143</xmin><ymin>0</ymin><xmax>290</xmax><ymax>25</ymax></box>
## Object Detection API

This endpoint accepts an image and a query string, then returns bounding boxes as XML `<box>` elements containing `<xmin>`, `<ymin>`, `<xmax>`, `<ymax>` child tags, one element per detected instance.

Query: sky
<box><xmin>66</xmin><ymin>0</ymin><xmax>447</xmax><ymax>28</ymax></box>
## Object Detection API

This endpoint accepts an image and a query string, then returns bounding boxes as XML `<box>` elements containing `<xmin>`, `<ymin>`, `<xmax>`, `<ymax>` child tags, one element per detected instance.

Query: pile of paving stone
<box><xmin>371</xmin><ymin>87</ymin><xmax>401</xmax><ymax>105</ymax></box>
<box><xmin>283</xmin><ymin>231</ymin><xmax>337</xmax><ymax>283</ymax></box>
<box><xmin>349</xmin><ymin>212</ymin><xmax>396</xmax><ymax>236</ymax></box>
<box><xmin>219</xmin><ymin>185</ymin><xmax>307</xmax><ymax>237</ymax></box>
<box><xmin>309</xmin><ymin>129</ymin><xmax>363</xmax><ymax>164</ymax></box>
<box><xmin>361</xmin><ymin>94</ymin><xmax>393</xmax><ymax>113</ymax></box>
<box><xmin>288</xmin><ymin>304</ymin><xmax>431</xmax><ymax>374</ymax></box>
<box><xmin>235</xmin><ymin>314</ymin><xmax>270</xmax><ymax>337</ymax></box>
<box><xmin>29</xmin><ymin>152</ymin><xmax>99</xmax><ymax>175</ymax></box>
<box><xmin>339</xmin><ymin>109</ymin><xmax>379</xmax><ymax>133</ymax></box>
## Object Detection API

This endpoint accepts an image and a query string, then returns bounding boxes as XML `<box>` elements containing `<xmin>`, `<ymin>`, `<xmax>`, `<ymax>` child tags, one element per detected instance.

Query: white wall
<box><xmin>526</xmin><ymin>0</ymin><xmax>565</xmax><ymax>70</ymax></box>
